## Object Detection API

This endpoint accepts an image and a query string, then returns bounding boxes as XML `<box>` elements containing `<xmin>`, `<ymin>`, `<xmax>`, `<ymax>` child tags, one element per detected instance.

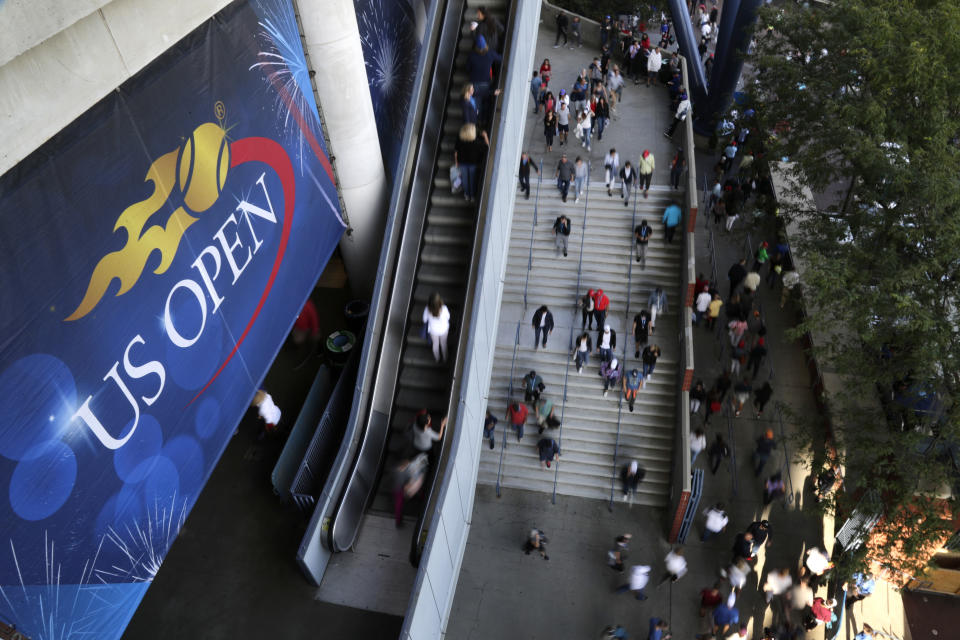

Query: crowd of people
<box><xmin>465</xmin><ymin>7</ymin><xmax>884</xmax><ymax>640</ymax></box>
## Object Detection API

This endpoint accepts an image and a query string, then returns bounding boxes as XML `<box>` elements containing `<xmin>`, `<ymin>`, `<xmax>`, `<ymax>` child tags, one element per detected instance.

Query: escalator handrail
<box><xmin>410</xmin><ymin>0</ymin><xmax>522</xmax><ymax>565</ymax></box>
<box><xmin>495</xmin><ymin>161</ymin><xmax>542</xmax><ymax>497</ymax></box>
<box><xmin>549</xmin><ymin>160</ymin><xmax>592</xmax><ymax>504</ymax></box>
<box><xmin>324</xmin><ymin>0</ymin><xmax>463</xmax><ymax>554</ymax></box>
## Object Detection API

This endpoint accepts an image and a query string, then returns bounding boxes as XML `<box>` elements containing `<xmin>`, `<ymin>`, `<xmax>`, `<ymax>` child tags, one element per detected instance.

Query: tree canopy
<box><xmin>743</xmin><ymin>0</ymin><xmax>960</xmax><ymax>582</ymax></box>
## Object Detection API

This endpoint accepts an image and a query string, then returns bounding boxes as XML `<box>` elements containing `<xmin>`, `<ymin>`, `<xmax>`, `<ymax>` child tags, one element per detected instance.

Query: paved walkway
<box><xmin>448</xmin><ymin>13</ymin><xmax>910</xmax><ymax>640</ymax></box>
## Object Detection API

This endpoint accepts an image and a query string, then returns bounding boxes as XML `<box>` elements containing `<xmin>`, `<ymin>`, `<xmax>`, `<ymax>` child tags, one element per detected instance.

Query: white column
<box><xmin>296</xmin><ymin>0</ymin><xmax>389</xmax><ymax>300</ymax></box>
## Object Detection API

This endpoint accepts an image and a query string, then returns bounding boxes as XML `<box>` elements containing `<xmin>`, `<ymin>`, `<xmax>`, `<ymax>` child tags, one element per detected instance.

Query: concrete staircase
<box><xmin>477</xmin><ymin>174</ymin><xmax>683</xmax><ymax>507</ymax></box>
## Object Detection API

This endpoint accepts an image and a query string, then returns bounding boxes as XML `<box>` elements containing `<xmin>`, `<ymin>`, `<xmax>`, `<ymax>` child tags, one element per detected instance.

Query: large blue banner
<box><xmin>0</xmin><ymin>0</ymin><xmax>345</xmax><ymax>637</ymax></box>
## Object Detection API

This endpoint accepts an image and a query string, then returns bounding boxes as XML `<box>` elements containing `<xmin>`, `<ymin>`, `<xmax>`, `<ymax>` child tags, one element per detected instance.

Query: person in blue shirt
<box><xmin>712</xmin><ymin>602</ymin><xmax>739</xmax><ymax>637</ymax></box>
<box><xmin>602</xmin><ymin>625</ymin><xmax>629</xmax><ymax>639</ymax></box>
<box><xmin>648</xmin><ymin>617</ymin><xmax>670</xmax><ymax>640</ymax></box>
<box><xmin>854</xmin><ymin>623</ymin><xmax>875</xmax><ymax>640</ymax></box>
<box><xmin>662</xmin><ymin>201</ymin><xmax>682</xmax><ymax>244</ymax></box>
<box><xmin>846</xmin><ymin>572</ymin><xmax>876</xmax><ymax>608</ymax></box>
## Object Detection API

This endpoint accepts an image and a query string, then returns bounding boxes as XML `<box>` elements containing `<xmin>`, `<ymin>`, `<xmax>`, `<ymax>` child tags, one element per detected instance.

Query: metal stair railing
<box><xmin>550</xmin><ymin>161</ymin><xmax>592</xmax><ymax>504</ymax></box>
<box><xmin>726</xmin><ymin>410</ymin><xmax>738</xmax><ymax>498</ymax></box>
<box><xmin>496</xmin><ymin>163</ymin><xmax>543</xmax><ymax>497</ymax></box>
<box><xmin>775</xmin><ymin>403</ymin><xmax>794</xmax><ymax>504</ymax></box>
<box><xmin>607</xmin><ymin>166</ymin><xmax>641</xmax><ymax>510</ymax></box>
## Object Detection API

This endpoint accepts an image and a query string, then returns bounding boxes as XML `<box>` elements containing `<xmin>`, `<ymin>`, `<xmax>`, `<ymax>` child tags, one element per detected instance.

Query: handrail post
<box><xmin>498</xmin><ymin>159</ymin><xmax>542</xmax><ymax>497</ymax></box>
<box><xmin>608</xmin><ymin>157</ymin><xmax>641</xmax><ymax>510</ymax></box>
<box><xmin>551</xmin><ymin>160</ymin><xmax>591</xmax><ymax>504</ymax></box>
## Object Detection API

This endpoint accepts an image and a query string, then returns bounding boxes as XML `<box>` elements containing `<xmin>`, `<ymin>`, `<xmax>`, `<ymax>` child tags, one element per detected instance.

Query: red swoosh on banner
<box><xmin>187</xmin><ymin>137</ymin><xmax>293</xmax><ymax>405</ymax></box>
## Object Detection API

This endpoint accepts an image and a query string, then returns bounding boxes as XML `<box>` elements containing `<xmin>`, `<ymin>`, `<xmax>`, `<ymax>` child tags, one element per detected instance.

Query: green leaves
<box><xmin>748</xmin><ymin>0</ymin><xmax>960</xmax><ymax>581</ymax></box>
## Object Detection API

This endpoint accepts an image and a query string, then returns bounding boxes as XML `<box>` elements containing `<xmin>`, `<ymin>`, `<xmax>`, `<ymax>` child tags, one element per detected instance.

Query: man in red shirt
<box><xmin>506</xmin><ymin>402</ymin><xmax>528</xmax><ymax>441</ymax></box>
<box><xmin>593</xmin><ymin>288</ymin><xmax>610</xmax><ymax>328</ymax></box>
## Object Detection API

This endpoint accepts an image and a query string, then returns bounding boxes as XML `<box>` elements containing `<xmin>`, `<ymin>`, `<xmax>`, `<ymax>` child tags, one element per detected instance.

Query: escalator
<box><xmin>324</xmin><ymin>0</ymin><xmax>510</xmax><ymax>564</ymax></box>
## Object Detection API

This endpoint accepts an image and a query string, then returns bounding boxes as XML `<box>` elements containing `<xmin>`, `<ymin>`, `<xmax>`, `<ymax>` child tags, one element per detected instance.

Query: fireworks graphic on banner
<box><xmin>250</xmin><ymin>0</ymin><xmax>320</xmax><ymax>172</ymax></box>
<box><xmin>95</xmin><ymin>494</ymin><xmax>190</xmax><ymax>583</ymax></box>
<box><xmin>0</xmin><ymin>533</ymin><xmax>145</xmax><ymax>639</ymax></box>
<box><xmin>357</xmin><ymin>0</ymin><xmax>419</xmax><ymax>141</ymax></box>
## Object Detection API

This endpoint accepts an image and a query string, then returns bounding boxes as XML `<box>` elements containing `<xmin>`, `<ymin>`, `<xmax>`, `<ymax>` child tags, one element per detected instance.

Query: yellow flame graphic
<box><xmin>66</xmin><ymin>123</ymin><xmax>230</xmax><ymax>321</ymax></box>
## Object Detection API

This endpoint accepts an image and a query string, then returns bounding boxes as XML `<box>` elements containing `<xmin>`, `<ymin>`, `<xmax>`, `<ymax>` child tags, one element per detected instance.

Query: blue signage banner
<box><xmin>0</xmin><ymin>0</ymin><xmax>345</xmax><ymax>637</ymax></box>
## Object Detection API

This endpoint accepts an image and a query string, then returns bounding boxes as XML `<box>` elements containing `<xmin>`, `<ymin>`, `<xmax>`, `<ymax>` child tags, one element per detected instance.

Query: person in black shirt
<box><xmin>553</xmin><ymin>215</ymin><xmax>571</xmax><ymax>257</ymax></box>
<box><xmin>518</xmin><ymin>151</ymin><xmax>539</xmax><ymax>199</ymax></box>
<box><xmin>554</xmin><ymin>12</ymin><xmax>569</xmax><ymax>47</ymax></box>
<box><xmin>732</xmin><ymin>531</ymin><xmax>754</xmax><ymax>562</ymax></box>
<box><xmin>728</xmin><ymin>258</ymin><xmax>747</xmax><ymax>297</ymax></box>
<box><xmin>454</xmin><ymin>124</ymin><xmax>489</xmax><ymax>202</ymax></box>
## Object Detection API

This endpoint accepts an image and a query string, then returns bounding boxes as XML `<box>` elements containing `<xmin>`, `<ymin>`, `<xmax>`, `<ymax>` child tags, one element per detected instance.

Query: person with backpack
<box><xmin>600</xmin><ymin>357</ymin><xmax>622</xmax><ymax>397</ymax></box>
<box><xmin>574</xmin><ymin>331</ymin><xmax>592</xmax><ymax>373</ymax></box>
<box><xmin>522</xmin><ymin>370</ymin><xmax>545</xmax><ymax>405</ymax></box>
<box><xmin>524</xmin><ymin>528</ymin><xmax>549</xmax><ymax>560</ymax></box>
<box><xmin>537</xmin><ymin>437</ymin><xmax>560</xmax><ymax>470</ymax></box>
<box><xmin>634</xmin><ymin>219</ymin><xmax>652</xmax><ymax>265</ymax></box>
<box><xmin>632</xmin><ymin>309</ymin><xmax>651</xmax><ymax>357</ymax></box>
<box><xmin>623</xmin><ymin>368</ymin><xmax>643</xmax><ymax>411</ymax></box>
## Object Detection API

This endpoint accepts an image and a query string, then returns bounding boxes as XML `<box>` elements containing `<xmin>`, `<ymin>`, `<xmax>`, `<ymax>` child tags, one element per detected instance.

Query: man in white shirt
<box><xmin>695</xmin><ymin>288</ymin><xmax>713</xmax><ymax>326</ymax></box>
<box><xmin>659</xmin><ymin>547</ymin><xmax>688</xmax><ymax>585</ymax></box>
<box><xmin>646</xmin><ymin>47</ymin><xmax>663</xmax><ymax>87</ymax></box>
<box><xmin>702</xmin><ymin>503</ymin><xmax>729</xmax><ymax>541</ymax></box>
<box><xmin>615</xmin><ymin>564</ymin><xmax>651</xmax><ymax>600</ymax></box>
<box><xmin>763</xmin><ymin>567</ymin><xmax>794</xmax><ymax>603</ymax></box>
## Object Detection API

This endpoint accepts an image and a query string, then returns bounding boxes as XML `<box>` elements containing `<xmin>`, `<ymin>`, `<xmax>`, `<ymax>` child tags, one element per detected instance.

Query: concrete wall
<box><xmin>399</xmin><ymin>1</ymin><xmax>542</xmax><ymax>637</ymax></box>
<box><xmin>0</xmin><ymin>0</ymin><xmax>233</xmax><ymax>177</ymax></box>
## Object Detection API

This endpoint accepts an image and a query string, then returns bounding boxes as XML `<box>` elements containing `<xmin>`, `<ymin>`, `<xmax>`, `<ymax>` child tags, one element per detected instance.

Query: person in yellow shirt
<box><xmin>706</xmin><ymin>294</ymin><xmax>723</xmax><ymax>330</ymax></box>
<box><xmin>638</xmin><ymin>149</ymin><xmax>655</xmax><ymax>198</ymax></box>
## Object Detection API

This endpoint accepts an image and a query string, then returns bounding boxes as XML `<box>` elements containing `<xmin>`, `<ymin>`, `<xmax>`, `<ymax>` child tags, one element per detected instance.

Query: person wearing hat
<box><xmin>600</xmin><ymin>357</ymin><xmax>621</xmax><ymax>397</ymax></box>
<box><xmin>746</xmin><ymin>519</ymin><xmax>772</xmax><ymax>549</ymax></box>
<box><xmin>596</xmin><ymin>323</ymin><xmax>617</xmax><ymax>362</ymax></box>
<box><xmin>638</xmin><ymin>149</ymin><xmax>655</xmax><ymax>198</ymax></box>
<box><xmin>623</xmin><ymin>367</ymin><xmax>643</xmax><ymax>411</ymax></box>
<box><xmin>753</xmin><ymin>429</ymin><xmax>777</xmax><ymax>476</ymax></box>
<box><xmin>600</xmin><ymin>15</ymin><xmax>614</xmax><ymax>48</ymax></box>
<box><xmin>620</xmin><ymin>460</ymin><xmax>645</xmax><ymax>499</ymax></box>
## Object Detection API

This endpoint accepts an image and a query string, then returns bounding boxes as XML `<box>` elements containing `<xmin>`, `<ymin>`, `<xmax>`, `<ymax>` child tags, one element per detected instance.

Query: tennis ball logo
<box><xmin>178</xmin><ymin>122</ymin><xmax>230</xmax><ymax>213</ymax></box>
